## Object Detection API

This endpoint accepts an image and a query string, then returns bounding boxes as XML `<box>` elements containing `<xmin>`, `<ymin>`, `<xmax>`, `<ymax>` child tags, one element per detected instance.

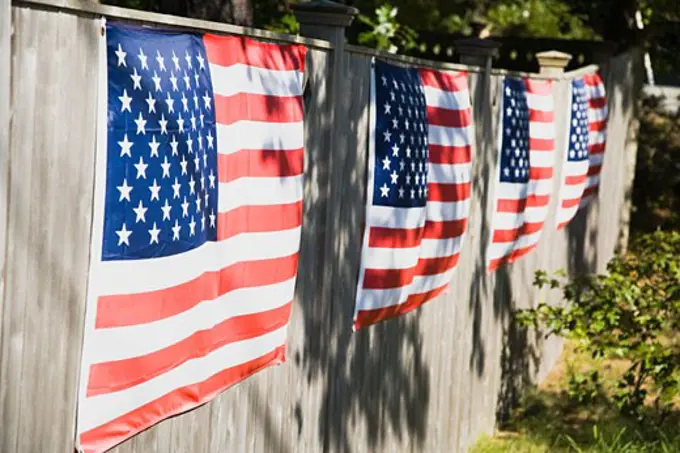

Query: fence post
<box><xmin>535</xmin><ymin>50</ymin><xmax>572</xmax><ymax>76</ymax></box>
<box><xmin>454</xmin><ymin>37</ymin><xmax>500</xmax><ymax>72</ymax></box>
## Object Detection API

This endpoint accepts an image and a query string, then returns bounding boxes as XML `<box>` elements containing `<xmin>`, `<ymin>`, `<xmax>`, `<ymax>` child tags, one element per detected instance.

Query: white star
<box><xmin>204</xmin><ymin>190</ymin><xmax>209</xmax><ymax>206</ymax></box>
<box><xmin>183</xmin><ymin>71</ymin><xmax>191</xmax><ymax>90</ymax></box>
<box><xmin>169</xmin><ymin>72</ymin><xmax>179</xmax><ymax>91</ymax></box>
<box><xmin>398</xmin><ymin>106</ymin><xmax>403</xmax><ymax>116</ymax></box>
<box><xmin>406</xmin><ymin>146</ymin><xmax>412</xmax><ymax>158</ymax></box>
<box><xmin>133</xmin><ymin>200</ymin><xmax>148</xmax><ymax>223</ymax></box>
<box><xmin>180</xmin><ymin>155</ymin><xmax>188</xmax><ymax>175</ymax></box>
<box><xmin>393</xmin><ymin>78</ymin><xmax>399</xmax><ymax>89</ymax></box>
<box><xmin>384</xmin><ymin>102</ymin><xmax>391</xmax><ymax>115</ymax></box>
<box><xmin>383</xmin><ymin>130</ymin><xmax>392</xmax><ymax>142</ymax></box>
<box><xmin>134</xmin><ymin>112</ymin><xmax>147</xmax><ymax>135</ymax></box>
<box><xmin>406</xmin><ymin>174</ymin><xmax>411</xmax><ymax>185</ymax></box>
<box><xmin>195</xmin><ymin>195</ymin><xmax>202</xmax><ymax>213</ymax></box>
<box><xmin>209</xmin><ymin>210</ymin><xmax>216</xmax><ymax>228</ymax></box>
<box><xmin>165</xmin><ymin>92</ymin><xmax>175</xmax><ymax>113</ymax></box>
<box><xmin>380</xmin><ymin>183</ymin><xmax>389</xmax><ymax>198</ymax></box>
<box><xmin>189</xmin><ymin>217</ymin><xmax>197</xmax><ymax>236</ymax></box>
<box><xmin>197</xmin><ymin>134</ymin><xmax>203</xmax><ymax>150</ymax></box>
<box><xmin>415</xmin><ymin>174</ymin><xmax>420</xmax><ymax>185</ymax></box>
<box><xmin>390</xmin><ymin>91</ymin><xmax>396</xmax><ymax>101</ymax></box>
<box><xmin>193</xmin><ymin>93</ymin><xmax>199</xmax><ymax>110</ymax></box>
<box><xmin>115</xmin><ymin>44</ymin><xmax>127</xmax><ymax>67</ymax></box>
<box><xmin>405</xmin><ymin>119</ymin><xmax>410</xmax><ymax>130</ymax></box>
<box><xmin>505</xmin><ymin>86</ymin><xmax>512</xmax><ymax>96</ymax></box>
<box><xmin>193</xmin><ymin>155</ymin><xmax>200</xmax><ymax>171</ymax></box>
<box><xmin>196</xmin><ymin>53</ymin><xmax>205</xmax><ymax>70</ymax></box>
<box><xmin>117</xmin><ymin>178</ymin><xmax>133</xmax><ymax>201</ymax></box>
<box><xmin>170</xmin><ymin>135</ymin><xmax>179</xmax><ymax>155</ymax></box>
<box><xmin>399</xmin><ymin>133</ymin><xmax>405</xmax><ymax>143</ymax></box>
<box><xmin>194</xmin><ymin>71</ymin><xmax>200</xmax><ymax>87</ymax></box>
<box><xmin>119</xmin><ymin>89</ymin><xmax>132</xmax><ymax>113</ymax></box>
<box><xmin>184</xmin><ymin>50</ymin><xmax>193</xmax><ymax>69</ymax></box>
<box><xmin>161</xmin><ymin>156</ymin><xmax>172</xmax><ymax>178</ymax></box>
<box><xmin>149</xmin><ymin>178</ymin><xmax>161</xmax><ymax>201</ymax></box>
<box><xmin>161</xmin><ymin>199</ymin><xmax>172</xmax><ymax>220</ymax></box>
<box><xmin>181</xmin><ymin>92</ymin><xmax>189</xmax><ymax>112</ymax></box>
<box><xmin>206</xmin><ymin>130</ymin><xmax>214</xmax><ymax>149</ymax></box>
<box><xmin>189</xmin><ymin>175</ymin><xmax>196</xmax><ymax>194</ymax></box>
<box><xmin>399</xmin><ymin>160</ymin><xmax>405</xmax><ymax>171</ymax></box>
<box><xmin>130</xmin><ymin>67</ymin><xmax>142</xmax><ymax>90</ymax></box>
<box><xmin>390</xmin><ymin>171</ymin><xmax>399</xmax><ymax>184</ymax></box>
<box><xmin>201</xmin><ymin>214</ymin><xmax>206</xmax><ymax>231</ymax></box>
<box><xmin>159</xmin><ymin>114</ymin><xmax>168</xmax><ymax>135</ymax></box>
<box><xmin>199</xmin><ymin>113</ymin><xmax>205</xmax><ymax>128</ymax></box>
<box><xmin>172</xmin><ymin>177</ymin><xmax>181</xmax><ymax>199</ymax></box>
<box><xmin>181</xmin><ymin>196</ymin><xmax>189</xmax><ymax>217</ymax></box>
<box><xmin>149</xmin><ymin>135</ymin><xmax>160</xmax><ymax>157</ymax></box>
<box><xmin>203</xmin><ymin>92</ymin><xmax>212</xmax><ymax>110</ymax></box>
<box><xmin>177</xmin><ymin>113</ymin><xmax>185</xmax><ymax>133</ymax></box>
<box><xmin>209</xmin><ymin>170</ymin><xmax>216</xmax><ymax>189</ymax></box>
<box><xmin>116</xmin><ymin>223</ymin><xmax>132</xmax><ymax>246</ymax></box>
<box><xmin>148</xmin><ymin>222</ymin><xmax>161</xmax><ymax>244</ymax></box>
<box><xmin>398</xmin><ymin>187</ymin><xmax>405</xmax><ymax>198</ymax></box>
<box><xmin>155</xmin><ymin>50</ymin><xmax>166</xmax><ymax>71</ymax></box>
<box><xmin>202</xmin><ymin>151</ymin><xmax>208</xmax><ymax>167</ymax></box>
<box><xmin>186</xmin><ymin>136</ymin><xmax>193</xmax><ymax>153</ymax></box>
<box><xmin>391</xmin><ymin>144</ymin><xmax>399</xmax><ymax>157</ymax></box>
<box><xmin>410</xmin><ymin>188</ymin><xmax>416</xmax><ymax>199</ymax></box>
<box><xmin>190</xmin><ymin>112</ymin><xmax>197</xmax><ymax>131</ymax></box>
<box><xmin>392</xmin><ymin>117</ymin><xmax>399</xmax><ymax>129</ymax></box>
<box><xmin>137</xmin><ymin>47</ymin><xmax>149</xmax><ymax>70</ymax></box>
<box><xmin>381</xmin><ymin>75</ymin><xmax>387</xmax><ymax>86</ymax></box>
<box><xmin>134</xmin><ymin>156</ymin><xmax>148</xmax><ymax>179</ymax></box>
<box><xmin>382</xmin><ymin>156</ymin><xmax>391</xmax><ymax>170</ymax></box>
<box><xmin>152</xmin><ymin>71</ymin><xmax>162</xmax><ymax>92</ymax></box>
<box><xmin>118</xmin><ymin>134</ymin><xmax>133</xmax><ymax>158</ymax></box>
<box><xmin>171</xmin><ymin>51</ymin><xmax>180</xmax><ymax>70</ymax></box>
<box><xmin>145</xmin><ymin>91</ymin><xmax>157</xmax><ymax>113</ymax></box>
<box><xmin>172</xmin><ymin>219</ymin><xmax>181</xmax><ymax>241</ymax></box>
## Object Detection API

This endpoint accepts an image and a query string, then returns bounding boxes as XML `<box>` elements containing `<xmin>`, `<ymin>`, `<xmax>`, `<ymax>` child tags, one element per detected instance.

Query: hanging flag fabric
<box><xmin>353</xmin><ymin>59</ymin><xmax>472</xmax><ymax>330</ymax></box>
<box><xmin>555</xmin><ymin>78</ymin><xmax>590</xmax><ymax>229</ymax></box>
<box><xmin>487</xmin><ymin>77</ymin><xmax>555</xmax><ymax>272</ymax></box>
<box><xmin>580</xmin><ymin>72</ymin><xmax>607</xmax><ymax>208</ymax></box>
<box><xmin>76</xmin><ymin>23</ymin><xmax>306</xmax><ymax>453</ymax></box>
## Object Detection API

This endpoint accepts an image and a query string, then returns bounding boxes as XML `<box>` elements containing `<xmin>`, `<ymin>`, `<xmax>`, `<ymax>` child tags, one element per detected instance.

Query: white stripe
<box><xmin>589</xmin><ymin>107</ymin><xmax>607</xmax><ymax>122</ymax></box>
<box><xmin>428</xmin><ymin>124</ymin><xmax>472</xmax><ymax>146</ymax></box>
<box><xmin>95</xmin><ymin>227</ymin><xmax>302</xmax><ymax>295</ymax></box>
<box><xmin>488</xmin><ymin>230</ymin><xmax>543</xmax><ymax>260</ymax></box>
<box><xmin>419</xmin><ymin>236</ymin><xmax>463</xmax><ymax>259</ymax></box>
<box><xmin>560</xmin><ymin>182</ymin><xmax>587</xmax><ymax>201</ymax></box>
<box><xmin>530</xmin><ymin>122</ymin><xmax>556</xmax><ymax>140</ymax></box>
<box><xmin>589</xmin><ymin>131</ymin><xmax>606</xmax><ymax>144</ymax></box>
<box><xmin>428</xmin><ymin>162</ymin><xmax>471</xmax><ymax>184</ymax></box>
<box><xmin>423</xmin><ymin>85</ymin><xmax>470</xmax><ymax>110</ymax></box>
<box><xmin>557</xmin><ymin>205</ymin><xmax>579</xmax><ymax>223</ymax></box>
<box><xmin>363</xmin><ymin>246</ymin><xmax>420</xmax><ymax>270</ymax></box>
<box><xmin>209</xmin><ymin>63</ymin><xmax>303</xmax><ymax>98</ymax></box>
<box><xmin>216</xmin><ymin>120</ymin><xmax>303</xmax><ymax>155</ymax></box>
<box><xmin>495</xmin><ymin>179</ymin><xmax>553</xmax><ymax>199</ymax></box>
<box><xmin>425</xmin><ymin>199</ymin><xmax>471</xmax><ymax>221</ymax></box>
<box><xmin>367</xmin><ymin>205</ymin><xmax>426</xmax><ymax>230</ymax></box>
<box><xmin>357</xmin><ymin>267</ymin><xmax>454</xmax><ymax>311</ymax></box>
<box><xmin>562</xmin><ymin>159</ymin><xmax>589</xmax><ymax>177</ymax></box>
<box><xmin>526</xmin><ymin>93</ymin><xmax>553</xmax><ymax>111</ymax></box>
<box><xmin>218</xmin><ymin>175</ymin><xmax>303</xmax><ymax>212</ymax></box>
<box><xmin>492</xmin><ymin>206</ymin><xmax>549</xmax><ymax>230</ymax></box>
<box><xmin>530</xmin><ymin>150</ymin><xmax>554</xmax><ymax>168</ymax></box>
<box><xmin>589</xmin><ymin>152</ymin><xmax>604</xmax><ymax>166</ymax></box>
<box><xmin>586</xmin><ymin>175</ymin><xmax>600</xmax><ymax>188</ymax></box>
<box><xmin>90</xmin><ymin>278</ymin><xmax>295</xmax><ymax>363</ymax></box>
<box><xmin>80</xmin><ymin>326</ymin><xmax>287</xmax><ymax>432</ymax></box>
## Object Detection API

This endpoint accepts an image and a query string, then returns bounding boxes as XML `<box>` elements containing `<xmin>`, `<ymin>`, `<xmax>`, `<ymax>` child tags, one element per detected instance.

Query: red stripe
<box><xmin>557</xmin><ymin>220</ymin><xmax>570</xmax><ymax>230</ymax></box>
<box><xmin>218</xmin><ymin>148</ymin><xmax>304</xmax><ymax>183</ymax></box>
<box><xmin>415</xmin><ymin>253</ymin><xmax>460</xmax><ymax>276</ymax></box>
<box><xmin>79</xmin><ymin>347</ymin><xmax>285</xmax><ymax>453</ymax></box>
<box><xmin>589</xmin><ymin>119</ymin><xmax>606</xmax><ymax>132</ymax></box>
<box><xmin>488</xmin><ymin>244</ymin><xmax>537</xmax><ymax>272</ymax></box>
<box><xmin>363</xmin><ymin>267</ymin><xmax>415</xmax><ymax>290</ymax></box>
<box><xmin>589</xmin><ymin>143</ymin><xmax>605</xmax><ymax>153</ymax></box>
<box><xmin>492</xmin><ymin>221</ymin><xmax>544</xmax><ymax>243</ymax></box>
<box><xmin>589</xmin><ymin>97</ymin><xmax>606</xmax><ymax>109</ymax></box>
<box><xmin>562</xmin><ymin>197</ymin><xmax>582</xmax><ymax>209</ymax></box>
<box><xmin>423</xmin><ymin>218</ymin><xmax>467</xmax><ymax>239</ymax></box>
<box><xmin>368</xmin><ymin>225</ymin><xmax>423</xmax><ymax>249</ymax></box>
<box><xmin>87</xmin><ymin>303</ymin><xmax>291</xmax><ymax>397</ymax></box>
<box><xmin>565</xmin><ymin>174</ymin><xmax>587</xmax><ymax>185</ymax></box>
<box><xmin>583</xmin><ymin>73</ymin><xmax>603</xmax><ymax>87</ymax></box>
<box><xmin>96</xmin><ymin>254</ymin><xmax>299</xmax><ymax>328</ymax></box>
<box><xmin>203</xmin><ymin>34</ymin><xmax>306</xmax><ymax>71</ymax></box>
<box><xmin>428</xmin><ymin>144</ymin><xmax>471</xmax><ymax>164</ymax></box>
<box><xmin>587</xmin><ymin>165</ymin><xmax>602</xmax><ymax>177</ymax></box>
<box><xmin>217</xmin><ymin>202</ymin><xmax>302</xmax><ymax>241</ymax></box>
<box><xmin>354</xmin><ymin>284</ymin><xmax>448</xmax><ymax>330</ymax></box>
<box><xmin>525</xmin><ymin>78</ymin><xmax>552</xmax><ymax>95</ymax></box>
<box><xmin>583</xmin><ymin>186</ymin><xmax>598</xmax><ymax>198</ymax></box>
<box><xmin>214</xmin><ymin>93</ymin><xmax>303</xmax><ymax>125</ymax></box>
<box><xmin>497</xmin><ymin>194</ymin><xmax>550</xmax><ymax>212</ymax></box>
<box><xmin>426</xmin><ymin>105</ymin><xmax>471</xmax><ymax>128</ymax></box>
<box><xmin>419</xmin><ymin>68</ymin><xmax>468</xmax><ymax>92</ymax></box>
<box><xmin>530</xmin><ymin>138</ymin><xmax>554</xmax><ymax>151</ymax></box>
<box><xmin>529</xmin><ymin>109</ymin><xmax>554</xmax><ymax>122</ymax></box>
<box><xmin>530</xmin><ymin>167</ymin><xmax>553</xmax><ymax>180</ymax></box>
<box><xmin>428</xmin><ymin>181</ymin><xmax>471</xmax><ymax>202</ymax></box>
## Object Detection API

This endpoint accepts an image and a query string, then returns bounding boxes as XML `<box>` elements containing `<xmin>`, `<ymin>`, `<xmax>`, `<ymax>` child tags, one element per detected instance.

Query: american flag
<box><xmin>353</xmin><ymin>59</ymin><xmax>472</xmax><ymax>330</ymax></box>
<box><xmin>487</xmin><ymin>77</ymin><xmax>555</xmax><ymax>272</ymax></box>
<box><xmin>76</xmin><ymin>23</ymin><xmax>306</xmax><ymax>453</ymax></box>
<box><xmin>555</xmin><ymin>78</ymin><xmax>590</xmax><ymax>229</ymax></box>
<box><xmin>580</xmin><ymin>72</ymin><xmax>607</xmax><ymax>208</ymax></box>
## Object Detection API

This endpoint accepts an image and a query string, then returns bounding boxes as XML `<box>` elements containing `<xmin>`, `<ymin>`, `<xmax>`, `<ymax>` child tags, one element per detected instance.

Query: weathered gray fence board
<box><xmin>0</xmin><ymin>3</ymin><xmax>642</xmax><ymax>453</ymax></box>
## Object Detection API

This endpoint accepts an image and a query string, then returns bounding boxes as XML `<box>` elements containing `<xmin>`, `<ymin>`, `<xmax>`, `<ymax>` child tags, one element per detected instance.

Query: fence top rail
<box><xmin>12</xmin><ymin>0</ymin><xmax>334</xmax><ymax>50</ymax></box>
<box><xmin>346</xmin><ymin>43</ymin><xmax>601</xmax><ymax>81</ymax></box>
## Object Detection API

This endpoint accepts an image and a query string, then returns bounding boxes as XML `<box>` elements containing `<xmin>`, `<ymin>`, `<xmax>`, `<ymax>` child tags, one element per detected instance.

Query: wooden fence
<box><xmin>0</xmin><ymin>1</ymin><xmax>643</xmax><ymax>452</ymax></box>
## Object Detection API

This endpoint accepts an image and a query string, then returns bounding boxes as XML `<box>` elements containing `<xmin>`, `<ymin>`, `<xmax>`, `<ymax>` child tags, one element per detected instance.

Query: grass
<box><xmin>470</xmin><ymin>342</ymin><xmax>680</xmax><ymax>453</ymax></box>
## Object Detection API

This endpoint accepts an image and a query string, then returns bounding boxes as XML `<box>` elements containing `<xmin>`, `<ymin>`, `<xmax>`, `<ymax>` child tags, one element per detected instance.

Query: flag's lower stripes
<box><xmin>204</xmin><ymin>34</ymin><xmax>306</xmax><ymax>71</ymax></box>
<box><xmin>428</xmin><ymin>162</ymin><xmax>471</xmax><ymax>184</ymax></box>
<box><xmin>88</xmin><ymin>278</ymin><xmax>296</xmax><ymax>364</ymax></box>
<box><xmin>209</xmin><ymin>63</ymin><xmax>304</xmax><ymax>98</ymax></box>
<box><xmin>363</xmin><ymin>236</ymin><xmax>464</xmax><ymax>269</ymax></box>
<box><xmin>80</xmin><ymin>342</ymin><xmax>286</xmax><ymax>453</ymax></box>
<box><xmin>492</xmin><ymin>221</ymin><xmax>544</xmax><ymax>242</ymax></box>
<box><xmin>217</xmin><ymin>202</ymin><xmax>302</xmax><ymax>240</ymax></box>
<box><xmin>364</xmin><ymin>252</ymin><xmax>460</xmax><ymax>290</ymax></box>
<box><xmin>496</xmin><ymin>194</ymin><xmax>551</xmax><ymax>212</ymax></box>
<box><xmin>87</xmin><ymin>302</ymin><xmax>292</xmax><ymax>396</ymax></box>
<box><xmin>426</xmin><ymin>105</ymin><xmax>472</xmax><ymax>128</ymax></box>
<box><xmin>218</xmin><ymin>148</ymin><xmax>304</xmax><ymax>182</ymax></box>
<box><xmin>428</xmin><ymin>124</ymin><xmax>472</xmax><ymax>147</ymax></box>
<box><xmin>216</xmin><ymin>120</ymin><xmax>303</xmax><ymax>155</ymax></box>
<box><xmin>218</xmin><ymin>175</ymin><xmax>303</xmax><ymax>211</ymax></box>
<box><xmin>493</xmin><ymin>207</ymin><xmax>550</xmax><ymax>230</ymax></box>
<box><xmin>428</xmin><ymin>144</ymin><xmax>471</xmax><ymax>164</ymax></box>
<box><xmin>428</xmin><ymin>181</ymin><xmax>471</xmax><ymax>202</ymax></box>
<box><xmin>488</xmin><ymin>243</ymin><xmax>538</xmax><ymax>271</ymax></box>
<box><xmin>214</xmin><ymin>92</ymin><xmax>303</xmax><ymax>125</ymax></box>
<box><xmin>488</xmin><ymin>230</ymin><xmax>542</xmax><ymax>261</ymax></box>
<box><xmin>94</xmin><ymin>227</ymin><xmax>301</xmax><ymax>296</ymax></box>
<box><xmin>422</xmin><ymin>84</ymin><xmax>471</xmax><ymax>110</ymax></box>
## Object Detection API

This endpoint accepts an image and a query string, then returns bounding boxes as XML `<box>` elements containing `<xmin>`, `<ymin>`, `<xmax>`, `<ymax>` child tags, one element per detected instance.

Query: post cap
<box><xmin>535</xmin><ymin>50</ymin><xmax>572</xmax><ymax>75</ymax></box>
<box><xmin>292</xmin><ymin>0</ymin><xmax>359</xmax><ymax>27</ymax></box>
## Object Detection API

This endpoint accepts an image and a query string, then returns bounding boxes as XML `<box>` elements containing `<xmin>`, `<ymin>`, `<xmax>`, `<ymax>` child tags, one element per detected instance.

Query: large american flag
<box><xmin>353</xmin><ymin>59</ymin><xmax>472</xmax><ymax>330</ymax></box>
<box><xmin>487</xmin><ymin>77</ymin><xmax>555</xmax><ymax>272</ymax></box>
<box><xmin>580</xmin><ymin>72</ymin><xmax>607</xmax><ymax>208</ymax></box>
<box><xmin>76</xmin><ymin>23</ymin><xmax>306</xmax><ymax>453</ymax></box>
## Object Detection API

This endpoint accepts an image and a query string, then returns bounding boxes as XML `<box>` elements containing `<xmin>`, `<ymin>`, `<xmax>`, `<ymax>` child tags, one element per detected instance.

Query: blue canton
<box><xmin>373</xmin><ymin>59</ymin><xmax>429</xmax><ymax>209</ymax></box>
<box><xmin>568</xmin><ymin>78</ymin><xmax>589</xmax><ymax>162</ymax></box>
<box><xmin>500</xmin><ymin>78</ymin><xmax>530</xmax><ymax>184</ymax></box>
<box><xmin>103</xmin><ymin>23</ymin><xmax>218</xmax><ymax>261</ymax></box>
